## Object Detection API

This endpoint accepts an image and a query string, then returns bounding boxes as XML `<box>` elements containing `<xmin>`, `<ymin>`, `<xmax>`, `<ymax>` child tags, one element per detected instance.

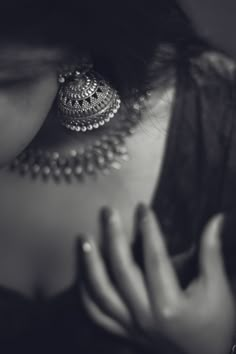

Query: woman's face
<box><xmin>0</xmin><ymin>43</ymin><xmax>63</xmax><ymax>166</ymax></box>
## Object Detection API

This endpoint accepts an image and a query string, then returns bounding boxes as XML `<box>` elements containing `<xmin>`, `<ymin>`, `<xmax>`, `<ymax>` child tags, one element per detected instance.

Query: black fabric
<box><xmin>153</xmin><ymin>54</ymin><xmax>236</xmax><ymax>272</ymax></box>
<box><xmin>1</xmin><ymin>54</ymin><xmax>236</xmax><ymax>353</ymax></box>
<box><xmin>0</xmin><ymin>284</ymin><xmax>184</xmax><ymax>354</ymax></box>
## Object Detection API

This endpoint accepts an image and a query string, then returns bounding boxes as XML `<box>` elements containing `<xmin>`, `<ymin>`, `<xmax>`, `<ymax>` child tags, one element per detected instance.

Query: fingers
<box><xmin>199</xmin><ymin>214</ymin><xmax>226</xmax><ymax>284</ymax></box>
<box><xmin>80</xmin><ymin>285</ymin><xmax>129</xmax><ymax>338</ymax></box>
<box><xmin>79</xmin><ymin>237</ymin><xmax>132</xmax><ymax>329</ymax></box>
<box><xmin>139</xmin><ymin>205</ymin><xmax>181</xmax><ymax>313</ymax></box>
<box><xmin>81</xmin><ymin>285</ymin><xmax>153</xmax><ymax>350</ymax></box>
<box><xmin>101</xmin><ymin>208</ymin><xmax>152</xmax><ymax>328</ymax></box>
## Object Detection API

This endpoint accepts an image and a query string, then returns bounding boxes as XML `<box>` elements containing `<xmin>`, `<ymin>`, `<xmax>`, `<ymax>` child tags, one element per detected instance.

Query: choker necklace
<box><xmin>9</xmin><ymin>92</ymin><xmax>149</xmax><ymax>182</ymax></box>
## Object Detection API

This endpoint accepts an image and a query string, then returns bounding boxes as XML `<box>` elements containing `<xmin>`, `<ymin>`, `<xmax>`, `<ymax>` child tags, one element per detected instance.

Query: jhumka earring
<box><xmin>57</xmin><ymin>61</ymin><xmax>121</xmax><ymax>133</ymax></box>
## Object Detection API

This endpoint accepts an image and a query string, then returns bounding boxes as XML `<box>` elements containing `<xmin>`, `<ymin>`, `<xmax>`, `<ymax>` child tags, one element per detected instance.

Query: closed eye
<box><xmin>0</xmin><ymin>44</ymin><xmax>69</xmax><ymax>87</ymax></box>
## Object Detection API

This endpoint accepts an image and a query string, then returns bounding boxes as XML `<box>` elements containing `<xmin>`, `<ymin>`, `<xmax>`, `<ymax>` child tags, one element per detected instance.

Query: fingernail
<box><xmin>101</xmin><ymin>206</ymin><xmax>111</xmax><ymax>219</ymax></box>
<box><xmin>101</xmin><ymin>206</ymin><xmax>119</xmax><ymax>224</ymax></box>
<box><xmin>207</xmin><ymin>214</ymin><xmax>224</xmax><ymax>247</ymax></box>
<box><xmin>136</xmin><ymin>203</ymin><xmax>149</xmax><ymax>221</ymax></box>
<box><xmin>78</xmin><ymin>235</ymin><xmax>93</xmax><ymax>254</ymax></box>
<box><xmin>82</xmin><ymin>241</ymin><xmax>93</xmax><ymax>253</ymax></box>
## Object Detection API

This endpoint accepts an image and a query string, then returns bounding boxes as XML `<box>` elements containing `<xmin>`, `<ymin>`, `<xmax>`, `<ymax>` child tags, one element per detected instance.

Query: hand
<box><xmin>79</xmin><ymin>205</ymin><xmax>236</xmax><ymax>354</ymax></box>
<box><xmin>177</xmin><ymin>0</ymin><xmax>236</xmax><ymax>59</ymax></box>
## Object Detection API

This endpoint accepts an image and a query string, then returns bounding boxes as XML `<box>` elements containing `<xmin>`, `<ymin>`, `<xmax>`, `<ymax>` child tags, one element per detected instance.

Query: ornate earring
<box><xmin>57</xmin><ymin>62</ymin><xmax>121</xmax><ymax>133</ymax></box>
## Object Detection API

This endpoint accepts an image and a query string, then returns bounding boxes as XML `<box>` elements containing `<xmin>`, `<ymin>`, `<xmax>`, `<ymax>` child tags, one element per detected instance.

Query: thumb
<box><xmin>199</xmin><ymin>214</ymin><xmax>226</xmax><ymax>283</ymax></box>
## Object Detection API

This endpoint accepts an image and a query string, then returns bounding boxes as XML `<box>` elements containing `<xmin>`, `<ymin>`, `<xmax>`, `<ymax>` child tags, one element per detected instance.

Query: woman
<box><xmin>0</xmin><ymin>1</ymin><xmax>235</xmax><ymax>353</ymax></box>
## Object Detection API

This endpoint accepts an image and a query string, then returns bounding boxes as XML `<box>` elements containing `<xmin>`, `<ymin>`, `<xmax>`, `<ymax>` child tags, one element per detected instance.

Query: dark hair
<box><xmin>0</xmin><ymin>0</ymin><xmax>207</xmax><ymax>93</ymax></box>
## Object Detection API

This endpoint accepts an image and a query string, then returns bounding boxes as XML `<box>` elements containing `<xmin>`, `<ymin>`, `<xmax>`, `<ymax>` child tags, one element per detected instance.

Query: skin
<box><xmin>1</xmin><ymin>1</ymin><xmax>236</xmax><ymax>166</ymax></box>
<box><xmin>0</xmin><ymin>43</ymin><xmax>65</xmax><ymax>166</ymax></box>
<box><xmin>0</xmin><ymin>2</ymin><xmax>235</xmax><ymax>351</ymax></box>
<box><xmin>80</xmin><ymin>206</ymin><xmax>236</xmax><ymax>354</ymax></box>
<box><xmin>0</xmin><ymin>85</ymin><xmax>172</xmax><ymax>297</ymax></box>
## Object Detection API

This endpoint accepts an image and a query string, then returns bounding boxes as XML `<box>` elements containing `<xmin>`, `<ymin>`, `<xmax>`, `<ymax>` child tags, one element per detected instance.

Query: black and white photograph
<box><xmin>0</xmin><ymin>1</ymin><xmax>236</xmax><ymax>353</ymax></box>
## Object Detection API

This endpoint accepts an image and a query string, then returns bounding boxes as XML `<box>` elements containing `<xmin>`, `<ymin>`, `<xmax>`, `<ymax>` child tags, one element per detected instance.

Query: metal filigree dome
<box><xmin>57</xmin><ymin>70</ymin><xmax>121</xmax><ymax>133</ymax></box>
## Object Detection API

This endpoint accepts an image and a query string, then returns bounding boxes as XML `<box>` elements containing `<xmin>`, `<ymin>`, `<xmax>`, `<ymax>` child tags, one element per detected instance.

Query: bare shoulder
<box><xmin>191</xmin><ymin>51</ymin><xmax>236</xmax><ymax>82</ymax></box>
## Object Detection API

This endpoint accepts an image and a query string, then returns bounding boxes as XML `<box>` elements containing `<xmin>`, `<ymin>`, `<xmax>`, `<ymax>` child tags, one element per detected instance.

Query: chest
<box><xmin>0</xmin><ymin>91</ymin><xmax>173</xmax><ymax>298</ymax></box>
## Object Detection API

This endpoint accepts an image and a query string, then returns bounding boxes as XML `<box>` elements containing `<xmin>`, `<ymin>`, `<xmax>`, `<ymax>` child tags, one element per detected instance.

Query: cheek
<box><xmin>0</xmin><ymin>115</ymin><xmax>44</xmax><ymax>166</ymax></box>
<box><xmin>0</xmin><ymin>71</ymin><xmax>58</xmax><ymax>167</ymax></box>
